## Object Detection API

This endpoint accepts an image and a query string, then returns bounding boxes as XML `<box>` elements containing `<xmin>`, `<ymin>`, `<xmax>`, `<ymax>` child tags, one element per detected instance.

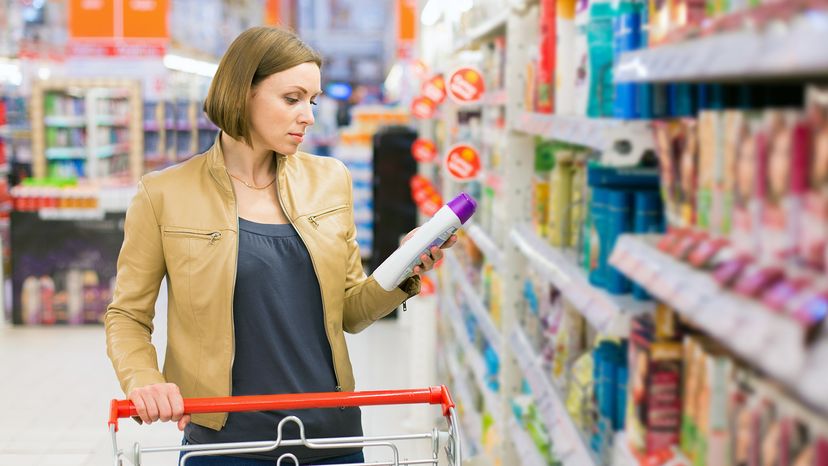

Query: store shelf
<box><xmin>511</xmin><ymin>223</ymin><xmax>653</xmax><ymax>335</ymax></box>
<box><xmin>96</xmin><ymin>143</ymin><xmax>130</xmax><ymax>158</ymax></box>
<box><xmin>445</xmin><ymin>249</ymin><xmax>503</xmax><ymax>354</ymax></box>
<box><xmin>452</xmin><ymin>12</ymin><xmax>509</xmax><ymax>53</ymax></box>
<box><xmin>614</xmin><ymin>13</ymin><xmax>828</xmax><ymax>82</ymax></box>
<box><xmin>512</xmin><ymin>112</ymin><xmax>652</xmax><ymax>152</ymax></box>
<box><xmin>609</xmin><ymin>234</ymin><xmax>828</xmax><ymax>412</ymax></box>
<box><xmin>45</xmin><ymin>147</ymin><xmax>86</xmax><ymax>159</ymax></box>
<box><xmin>44</xmin><ymin>115</ymin><xmax>85</xmax><ymax>127</ymax></box>
<box><xmin>444</xmin><ymin>354</ymin><xmax>484</xmax><ymax>453</ymax></box>
<box><xmin>465</xmin><ymin>222</ymin><xmax>502</xmax><ymax>267</ymax></box>
<box><xmin>444</xmin><ymin>289</ymin><xmax>503</xmax><ymax>421</ymax></box>
<box><xmin>613</xmin><ymin>433</ymin><xmax>689</xmax><ymax>466</ymax></box>
<box><xmin>37</xmin><ymin>208</ymin><xmax>105</xmax><ymax>221</ymax></box>
<box><xmin>96</xmin><ymin>115</ymin><xmax>129</xmax><ymax>126</ymax></box>
<box><xmin>510</xmin><ymin>326</ymin><xmax>598</xmax><ymax>466</ymax></box>
<box><xmin>507</xmin><ymin>417</ymin><xmax>548</xmax><ymax>466</ymax></box>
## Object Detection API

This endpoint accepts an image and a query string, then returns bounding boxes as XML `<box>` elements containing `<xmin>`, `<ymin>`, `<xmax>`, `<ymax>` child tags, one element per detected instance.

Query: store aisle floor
<box><xmin>0</xmin><ymin>283</ymin><xmax>438</xmax><ymax>465</ymax></box>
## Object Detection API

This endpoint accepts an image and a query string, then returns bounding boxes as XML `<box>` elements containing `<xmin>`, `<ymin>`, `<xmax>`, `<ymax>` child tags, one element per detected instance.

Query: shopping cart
<box><xmin>108</xmin><ymin>385</ymin><xmax>461</xmax><ymax>466</ymax></box>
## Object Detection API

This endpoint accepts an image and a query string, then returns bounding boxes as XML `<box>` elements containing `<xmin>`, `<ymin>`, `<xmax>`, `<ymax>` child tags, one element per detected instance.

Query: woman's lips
<box><xmin>289</xmin><ymin>133</ymin><xmax>304</xmax><ymax>142</ymax></box>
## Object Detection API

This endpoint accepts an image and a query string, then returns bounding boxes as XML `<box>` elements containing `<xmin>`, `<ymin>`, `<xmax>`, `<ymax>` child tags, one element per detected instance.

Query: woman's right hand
<box><xmin>128</xmin><ymin>383</ymin><xmax>191</xmax><ymax>431</ymax></box>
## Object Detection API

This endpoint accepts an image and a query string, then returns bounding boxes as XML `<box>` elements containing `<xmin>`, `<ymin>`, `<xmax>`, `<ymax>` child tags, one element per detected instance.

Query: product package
<box><xmin>802</xmin><ymin>86</ymin><xmax>828</xmax><ymax>270</ymax></box>
<box><xmin>573</xmin><ymin>0</ymin><xmax>592</xmax><ymax>116</ymax></box>
<box><xmin>548</xmin><ymin>147</ymin><xmax>575</xmax><ymax>247</ymax></box>
<box><xmin>761</xmin><ymin>109</ymin><xmax>809</xmax><ymax>265</ymax></box>
<box><xmin>537</xmin><ymin>0</ymin><xmax>557</xmax><ymax>113</ymax></box>
<box><xmin>626</xmin><ymin>310</ymin><xmax>684</xmax><ymax>457</ymax></box>
<box><xmin>586</xmin><ymin>0</ymin><xmax>614</xmax><ymax>117</ymax></box>
<box><xmin>728</xmin><ymin>112</ymin><xmax>763</xmax><ymax>257</ymax></box>
<box><xmin>556</xmin><ymin>0</ymin><xmax>578</xmax><ymax>114</ymax></box>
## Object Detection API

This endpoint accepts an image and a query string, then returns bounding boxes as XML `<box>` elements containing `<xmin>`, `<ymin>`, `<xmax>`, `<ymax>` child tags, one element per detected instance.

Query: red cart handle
<box><xmin>109</xmin><ymin>385</ymin><xmax>455</xmax><ymax>431</ymax></box>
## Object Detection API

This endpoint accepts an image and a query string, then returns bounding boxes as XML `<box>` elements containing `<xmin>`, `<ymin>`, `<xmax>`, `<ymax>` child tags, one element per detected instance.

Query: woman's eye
<box><xmin>284</xmin><ymin>97</ymin><xmax>299</xmax><ymax>104</ymax></box>
<box><xmin>310</xmin><ymin>100</ymin><xmax>318</xmax><ymax>106</ymax></box>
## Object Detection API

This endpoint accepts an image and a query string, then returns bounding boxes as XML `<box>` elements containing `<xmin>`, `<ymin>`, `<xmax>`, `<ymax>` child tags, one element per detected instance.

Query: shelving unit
<box><xmin>614</xmin><ymin>10</ymin><xmax>828</xmax><ymax>83</ymax></box>
<box><xmin>444</xmin><ymin>250</ymin><xmax>502</xmax><ymax>354</ymax></box>
<box><xmin>30</xmin><ymin>78</ymin><xmax>143</xmax><ymax>182</ymax></box>
<box><xmin>509</xmin><ymin>326</ymin><xmax>599</xmax><ymax>466</ymax></box>
<box><xmin>465</xmin><ymin>222</ymin><xmax>503</xmax><ymax>268</ymax></box>
<box><xmin>452</xmin><ymin>12</ymin><xmax>509</xmax><ymax>53</ymax></box>
<box><xmin>610</xmin><ymin>234</ymin><xmax>828</xmax><ymax>412</ymax></box>
<box><xmin>513</xmin><ymin>111</ymin><xmax>653</xmax><ymax>153</ymax></box>
<box><xmin>511</xmin><ymin>223</ymin><xmax>654</xmax><ymax>336</ymax></box>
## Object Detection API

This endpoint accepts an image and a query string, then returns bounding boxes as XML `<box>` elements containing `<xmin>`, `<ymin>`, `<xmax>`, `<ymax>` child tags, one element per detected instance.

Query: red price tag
<box><xmin>411</xmin><ymin>96</ymin><xmax>436</xmax><ymax>119</ymax></box>
<box><xmin>420</xmin><ymin>275</ymin><xmax>436</xmax><ymax>296</ymax></box>
<box><xmin>421</xmin><ymin>74</ymin><xmax>447</xmax><ymax>105</ymax></box>
<box><xmin>411</xmin><ymin>138</ymin><xmax>438</xmax><ymax>163</ymax></box>
<box><xmin>448</xmin><ymin>67</ymin><xmax>485</xmax><ymax>104</ymax></box>
<box><xmin>444</xmin><ymin>144</ymin><xmax>481</xmax><ymax>182</ymax></box>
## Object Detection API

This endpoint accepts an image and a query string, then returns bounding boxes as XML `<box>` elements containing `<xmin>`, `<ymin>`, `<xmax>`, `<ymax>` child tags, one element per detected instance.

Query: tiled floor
<box><xmin>0</xmin><ymin>283</ymin><xmax>440</xmax><ymax>466</ymax></box>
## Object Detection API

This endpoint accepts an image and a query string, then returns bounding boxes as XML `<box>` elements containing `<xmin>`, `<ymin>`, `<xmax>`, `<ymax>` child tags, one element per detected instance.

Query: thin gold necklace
<box><xmin>227</xmin><ymin>171</ymin><xmax>277</xmax><ymax>190</ymax></box>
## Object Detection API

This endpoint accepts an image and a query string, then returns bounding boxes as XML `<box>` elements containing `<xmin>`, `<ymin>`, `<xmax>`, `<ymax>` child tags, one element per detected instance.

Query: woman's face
<box><xmin>248</xmin><ymin>62</ymin><xmax>321</xmax><ymax>155</ymax></box>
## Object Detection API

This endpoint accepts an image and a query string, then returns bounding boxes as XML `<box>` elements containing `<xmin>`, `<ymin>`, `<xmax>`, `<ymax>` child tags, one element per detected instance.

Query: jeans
<box><xmin>178</xmin><ymin>443</ymin><xmax>365</xmax><ymax>465</ymax></box>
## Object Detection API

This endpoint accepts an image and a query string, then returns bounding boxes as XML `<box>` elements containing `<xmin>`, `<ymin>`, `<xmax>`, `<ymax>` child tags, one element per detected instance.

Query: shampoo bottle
<box><xmin>373</xmin><ymin>193</ymin><xmax>477</xmax><ymax>291</ymax></box>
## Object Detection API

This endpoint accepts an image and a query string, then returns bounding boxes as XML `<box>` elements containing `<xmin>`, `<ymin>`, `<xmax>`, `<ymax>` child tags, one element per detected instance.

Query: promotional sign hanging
<box><xmin>421</xmin><ymin>74</ymin><xmax>447</xmax><ymax>105</ymax></box>
<box><xmin>444</xmin><ymin>144</ymin><xmax>482</xmax><ymax>181</ymax></box>
<box><xmin>447</xmin><ymin>67</ymin><xmax>485</xmax><ymax>104</ymax></box>
<box><xmin>411</xmin><ymin>96</ymin><xmax>436</xmax><ymax>119</ymax></box>
<box><xmin>411</xmin><ymin>138</ymin><xmax>438</xmax><ymax>163</ymax></box>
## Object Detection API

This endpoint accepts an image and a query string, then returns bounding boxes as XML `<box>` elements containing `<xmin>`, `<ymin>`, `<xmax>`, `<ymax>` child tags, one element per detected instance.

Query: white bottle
<box><xmin>373</xmin><ymin>193</ymin><xmax>477</xmax><ymax>291</ymax></box>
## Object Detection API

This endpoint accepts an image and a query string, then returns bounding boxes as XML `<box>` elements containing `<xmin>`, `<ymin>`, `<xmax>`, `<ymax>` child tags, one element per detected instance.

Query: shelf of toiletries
<box><xmin>445</xmin><ymin>249</ymin><xmax>503</xmax><ymax>354</ymax></box>
<box><xmin>507</xmin><ymin>417</ymin><xmax>551</xmax><ymax>466</ymax></box>
<box><xmin>465</xmin><ymin>222</ymin><xmax>502</xmax><ymax>268</ymax></box>
<box><xmin>510</xmin><ymin>326</ymin><xmax>600</xmax><ymax>466</ymax></box>
<box><xmin>452</xmin><ymin>11</ymin><xmax>509</xmax><ymax>53</ymax></box>
<box><xmin>513</xmin><ymin>112</ymin><xmax>653</xmax><ymax>153</ymax></box>
<box><xmin>444</xmin><ymin>290</ymin><xmax>503</xmax><ymax>422</ymax></box>
<box><xmin>610</xmin><ymin>233</ymin><xmax>828</xmax><ymax>414</ymax></box>
<box><xmin>30</xmin><ymin>79</ymin><xmax>143</xmax><ymax>182</ymax></box>
<box><xmin>615</xmin><ymin>3</ymin><xmax>828</xmax><ymax>83</ymax></box>
<box><xmin>512</xmin><ymin>223</ymin><xmax>654</xmax><ymax>336</ymax></box>
<box><xmin>442</xmin><ymin>353</ymin><xmax>484</xmax><ymax>454</ymax></box>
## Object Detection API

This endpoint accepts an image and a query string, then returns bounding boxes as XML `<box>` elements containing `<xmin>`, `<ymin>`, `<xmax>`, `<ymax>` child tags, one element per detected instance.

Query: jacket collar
<box><xmin>207</xmin><ymin>131</ymin><xmax>288</xmax><ymax>194</ymax></box>
<box><xmin>207</xmin><ymin>132</ymin><xmax>234</xmax><ymax>194</ymax></box>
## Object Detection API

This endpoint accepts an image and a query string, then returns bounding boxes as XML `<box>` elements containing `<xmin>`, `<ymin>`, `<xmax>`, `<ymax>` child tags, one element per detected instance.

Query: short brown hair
<box><xmin>204</xmin><ymin>27</ymin><xmax>322</xmax><ymax>146</ymax></box>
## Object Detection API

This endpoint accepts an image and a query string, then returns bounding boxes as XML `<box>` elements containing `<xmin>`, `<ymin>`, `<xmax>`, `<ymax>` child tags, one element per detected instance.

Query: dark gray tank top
<box><xmin>185</xmin><ymin>218</ymin><xmax>362</xmax><ymax>462</ymax></box>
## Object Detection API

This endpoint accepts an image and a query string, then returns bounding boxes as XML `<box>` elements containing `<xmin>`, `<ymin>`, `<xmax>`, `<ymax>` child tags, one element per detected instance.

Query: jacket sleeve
<box><xmin>104</xmin><ymin>180</ymin><xmax>167</xmax><ymax>395</ymax></box>
<box><xmin>339</xmin><ymin>163</ymin><xmax>420</xmax><ymax>334</ymax></box>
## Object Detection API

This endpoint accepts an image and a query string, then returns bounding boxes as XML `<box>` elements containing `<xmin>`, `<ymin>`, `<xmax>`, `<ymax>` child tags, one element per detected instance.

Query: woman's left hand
<box><xmin>400</xmin><ymin>229</ymin><xmax>458</xmax><ymax>276</ymax></box>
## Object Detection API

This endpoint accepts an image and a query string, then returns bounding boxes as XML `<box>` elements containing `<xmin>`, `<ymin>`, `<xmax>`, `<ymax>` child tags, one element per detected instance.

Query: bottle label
<box><xmin>396</xmin><ymin>228</ymin><xmax>457</xmax><ymax>284</ymax></box>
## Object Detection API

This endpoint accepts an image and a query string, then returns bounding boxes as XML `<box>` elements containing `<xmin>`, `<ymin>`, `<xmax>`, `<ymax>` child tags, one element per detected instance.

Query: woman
<box><xmin>105</xmin><ymin>27</ymin><xmax>455</xmax><ymax>465</ymax></box>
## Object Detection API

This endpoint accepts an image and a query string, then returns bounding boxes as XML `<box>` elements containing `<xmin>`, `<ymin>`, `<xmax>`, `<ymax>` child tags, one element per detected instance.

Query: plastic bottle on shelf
<box><xmin>373</xmin><ymin>193</ymin><xmax>477</xmax><ymax>291</ymax></box>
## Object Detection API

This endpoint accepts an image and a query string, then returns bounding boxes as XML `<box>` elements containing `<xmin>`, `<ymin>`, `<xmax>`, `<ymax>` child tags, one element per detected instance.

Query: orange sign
<box><xmin>411</xmin><ymin>138</ymin><xmax>438</xmax><ymax>163</ymax></box>
<box><xmin>445</xmin><ymin>145</ymin><xmax>482</xmax><ymax>181</ymax></box>
<box><xmin>448</xmin><ymin>67</ymin><xmax>485</xmax><ymax>104</ymax></box>
<box><xmin>420</xmin><ymin>275</ymin><xmax>436</xmax><ymax>296</ymax></box>
<box><xmin>421</xmin><ymin>75</ymin><xmax>447</xmax><ymax>105</ymax></box>
<box><xmin>123</xmin><ymin>0</ymin><xmax>168</xmax><ymax>39</ymax></box>
<box><xmin>411</xmin><ymin>96</ymin><xmax>436</xmax><ymax>119</ymax></box>
<box><xmin>70</xmin><ymin>0</ymin><xmax>168</xmax><ymax>46</ymax></box>
<box><xmin>69</xmin><ymin>0</ymin><xmax>115</xmax><ymax>38</ymax></box>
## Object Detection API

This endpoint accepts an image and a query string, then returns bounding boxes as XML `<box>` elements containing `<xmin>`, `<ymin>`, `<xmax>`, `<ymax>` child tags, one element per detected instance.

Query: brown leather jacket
<box><xmin>105</xmin><ymin>137</ymin><xmax>419</xmax><ymax>430</ymax></box>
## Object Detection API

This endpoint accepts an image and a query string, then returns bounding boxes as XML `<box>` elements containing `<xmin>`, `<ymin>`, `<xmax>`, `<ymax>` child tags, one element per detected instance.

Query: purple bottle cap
<box><xmin>447</xmin><ymin>192</ymin><xmax>477</xmax><ymax>224</ymax></box>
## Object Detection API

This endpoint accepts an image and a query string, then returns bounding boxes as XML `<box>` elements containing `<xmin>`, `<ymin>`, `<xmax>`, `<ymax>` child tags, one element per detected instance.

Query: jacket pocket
<box><xmin>306</xmin><ymin>204</ymin><xmax>349</xmax><ymax>229</ymax></box>
<box><xmin>161</xmin><ymin>226</ymin><xmax>229</xmax><ymax>322</ymax></box>
<box><xmin>163</xmin><ymin>227</ymin><xmax>223</xmax><ymax>244</ymax></box>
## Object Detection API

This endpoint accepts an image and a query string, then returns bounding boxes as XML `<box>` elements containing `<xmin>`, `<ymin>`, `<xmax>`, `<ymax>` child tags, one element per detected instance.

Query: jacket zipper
<box><xmin>165</xmin><ymin>230</ymin><xmax>222</xmax><ymax>245</ymax></box>
<box><xmin>307</xmin><ymin>205</ymin><xmax>348</xmax><ymax>229</ymax></box>
<box><xmin>276</xmin><ymin>156</ymin><xmax>343</xmax><ymax>390</ymax></box>
<box><xmin>227</xmin><ymin>183</ymin><xmax>239</xmax><ymax>427</ymax></box>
